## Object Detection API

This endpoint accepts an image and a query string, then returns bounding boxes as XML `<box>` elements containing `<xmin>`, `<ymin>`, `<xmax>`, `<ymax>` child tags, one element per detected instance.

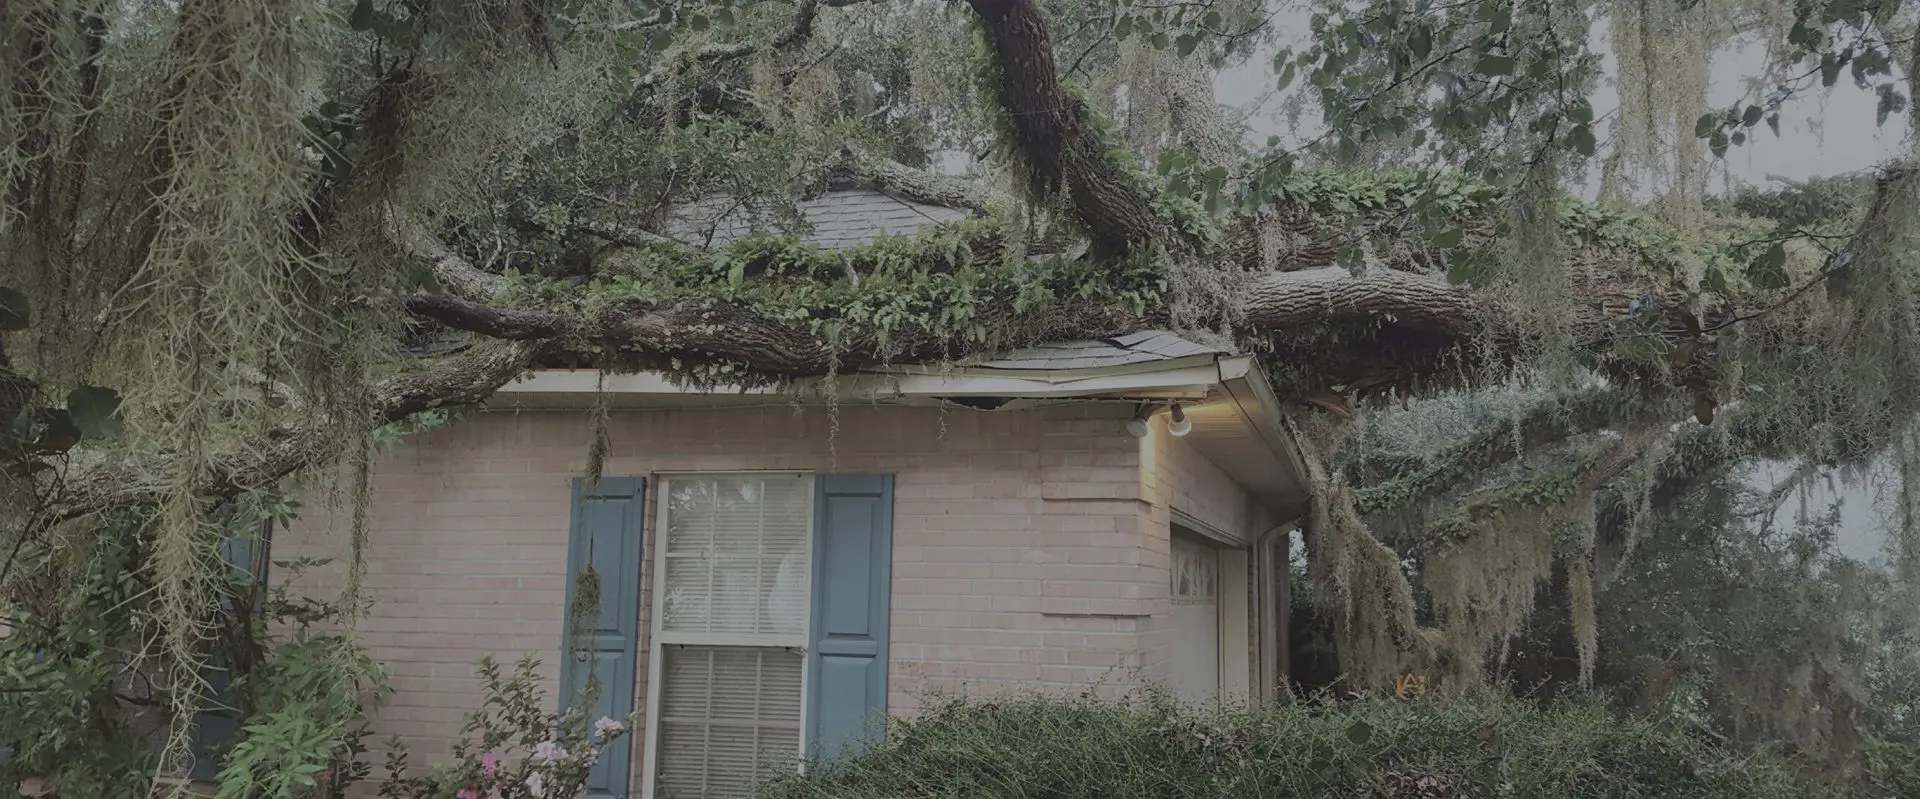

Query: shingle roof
<box><xmin>663</xmin><ymin>187</ymin><xmax>970</xmax><ymax>250</ymax></box>
<box><xmin>966</xmin><ymin>330</ymin><xmax>1223</xmax><ymax>371</ymax></box>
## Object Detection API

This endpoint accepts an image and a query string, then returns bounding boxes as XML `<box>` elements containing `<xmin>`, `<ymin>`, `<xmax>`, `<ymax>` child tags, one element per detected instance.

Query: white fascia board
<box><xmin>877</xmin><ymin>353</ymin><xmax>1221</xmax><ymax>382</ymax></box>
<box><xmin>889</xmin><ymin>360</ymin><xmax>1221</xmax><ymax>398</ymax></box>
<box><xmin>498</xmin><ymin>359</ymin><xmax>1225</xmax><ymax>401</ymax></box>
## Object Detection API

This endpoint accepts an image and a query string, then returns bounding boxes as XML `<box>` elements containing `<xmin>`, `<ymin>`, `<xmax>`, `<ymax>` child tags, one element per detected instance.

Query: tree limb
<box><xmin>1352</xmin><ymin>388</ymin><xmax>1672</xmax><ymax>514</ymax></box>
<box><xmin>966</xmin><ymin>0</ymin><xmax>1178</xmax><ymax>257</ymax></box>
<box><xmin>839</xmin><ymin>145</ymin><xmax>1019</xmax><ymax>218</ymax></box>
<box><xmin>638</xmin><ymin>0</ymin><xmax>867</xmax><ymax>89</ymax></box>
<box><xmin>386</xmin><ymin>206</ymin><xmax>506</xmax><ymax>300</ymax></box>
<box><xmin>45</xmin><ymin>342</ymin><xmax>538</xmax><ymax>524</ymax></box>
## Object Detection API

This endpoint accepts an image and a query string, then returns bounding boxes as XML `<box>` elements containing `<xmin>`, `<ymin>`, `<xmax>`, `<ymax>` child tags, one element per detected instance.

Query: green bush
<box><xmin>761</xmin><ymin>691</ymin><xmax>1916</xmax><ymax>798</ymax></box>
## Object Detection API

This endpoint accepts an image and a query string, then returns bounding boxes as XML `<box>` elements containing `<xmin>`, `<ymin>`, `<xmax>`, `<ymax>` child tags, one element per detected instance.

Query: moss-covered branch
<box><xmin>48</xmin><ymin>342</ymin><xmax>537</xmax><ymax>525</ymax></box>
<box><xmin>1353</xmin><ymin>388</ymin><xmax>1674</xmax><ymax>515</ymax></box>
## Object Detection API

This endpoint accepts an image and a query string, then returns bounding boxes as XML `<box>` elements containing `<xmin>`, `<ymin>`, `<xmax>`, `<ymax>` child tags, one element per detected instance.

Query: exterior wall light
<box><xmin>1168</xmin><ymin>402</ymin><xmax>1192</xmax><ymax>437</ymax></box>
<box><xmin>1126</xmin><ymin>404</ymin><xmax>1151</xmax><ymax>438</ymax></box>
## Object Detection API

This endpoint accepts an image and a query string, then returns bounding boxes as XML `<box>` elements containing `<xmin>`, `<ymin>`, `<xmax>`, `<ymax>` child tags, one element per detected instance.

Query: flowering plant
<box><xmin>377</xmin><ymin>656</ymin><xmax>633</xmax><ymax>799</ymax></box>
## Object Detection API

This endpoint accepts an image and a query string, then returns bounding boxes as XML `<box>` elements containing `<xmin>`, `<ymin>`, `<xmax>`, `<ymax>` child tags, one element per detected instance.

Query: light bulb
<box><xmin>1168</xmin><ymin>403</ymin><xmax>1191</xmax><ymax>437</ymax></box>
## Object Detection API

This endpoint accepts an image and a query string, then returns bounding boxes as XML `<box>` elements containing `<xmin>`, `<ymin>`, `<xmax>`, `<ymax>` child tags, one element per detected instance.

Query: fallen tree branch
<box><xmin>45</xmin><ymin>342</ymin><xmax>538</xmax><ymax>524</ymax></box>
<box><xmin>1353</xmin><ymin>388</ymin><xmax>1673</xmax><ymax>515</ymax></box>
<box><xmin>839</xmin><ymin>145</ymin><xmax>1018</xmax><ymax>219</ymax></box>
<box><xmin>386</xmin><ymin>206</ymin><xmax>506</xmax><ymax>300</ymax></box>
<box><xmin>638</xmin><ymin>0</ymin><xmax>870</xmax><ymax>89</ymax></box>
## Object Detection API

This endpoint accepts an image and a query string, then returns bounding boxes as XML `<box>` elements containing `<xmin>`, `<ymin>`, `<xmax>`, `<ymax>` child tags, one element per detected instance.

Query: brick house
<box><xmin>271</xmin><ymin>181</ymin><xmax>1311</xmax><ymax>798</ymax></box>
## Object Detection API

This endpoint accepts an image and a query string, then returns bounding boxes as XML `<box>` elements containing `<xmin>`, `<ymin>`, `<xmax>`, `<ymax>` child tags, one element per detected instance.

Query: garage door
<box><xmin>1169</xmin><ymin>531</ymin><xmax>1220</xmax><ymax>706</ymax></box>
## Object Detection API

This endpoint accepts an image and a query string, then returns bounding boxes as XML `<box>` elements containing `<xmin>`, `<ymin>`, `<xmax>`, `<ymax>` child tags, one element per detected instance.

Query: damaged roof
<box><xmin>966</xmin><ymin>330</ymin><xmax>1223</xmax><ymax>371</ymax></box>
<box><xmin>403</xmin><ymin>188</ymin><xmax>1225</xmax><ymax>368</ymax></box>
<box><xmin>662</xmin><ymin>186</ymin><xmax>969</xmax><ymax>250</ymax></box>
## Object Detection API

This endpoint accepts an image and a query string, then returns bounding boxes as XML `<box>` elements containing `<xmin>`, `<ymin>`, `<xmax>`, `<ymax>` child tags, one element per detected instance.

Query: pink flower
<box><xmin>456</xmin><ymin>789</ymin><xmax>480</xmax><ymax>799</ymax></box>
<box><xmin>481</xmin><ymin>751</ymin><xmax>499</xmax><ymax>778</ymax></box>
<box><xmin>533</xmin><ymin>740</ymin><xmax>566</xmax><ymax>762</ymax></box>
<box><xmin>593</xmin><ymin>716</ymin><xmax>626</xmax><ymax>740</ymax></box>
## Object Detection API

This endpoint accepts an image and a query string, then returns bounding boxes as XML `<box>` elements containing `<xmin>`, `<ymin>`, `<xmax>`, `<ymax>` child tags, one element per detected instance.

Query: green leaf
<box><xmin>1567</xmin><ymin>100</ymin><xmax>1593</xmax><ymax>124</ymax></box>
<box><xmin>1447</xmin><ymin>254</ymin><xmax>1492</xmax><ymax>285</ymax></box>
<box><xmin>1693</xmin><ymin>113</ymin><xmax>1717</xmax><ymax>138</ymax></box>
<box><xmin>0</xmin><ymin>287</ymin><xmax>29</xmax><ymax>330</ymax></box>
<box><xmin>1345</xmin><ymin>720</ymin><xmax>1374</xmax><ymax>745</ymax></box>
<box><xmin>348</xmin><ymin>0</ymin><xmax>375</xmax><ymax>31</ymax></box>
<box><xmin>1876</xmin><ymin>86</ymin><xmax>1907</xmax><ymax>127</ymax></box>
<box><xmin>66</xmin><ymin>385</ymin><xmax>123</xmax><ymax>440</ymax></box>
<box><xmin>1704</xmin><ymin>263</ymin><xmax>1731</xmax><ymax>294</ymax></box>
<box><xmin>1275</xmin><ymin>61</ymin><xmax>1297</xmax><ymax>91</ymax></box>
<box><xmin>1820</xmin><ymin>53</ymin><xmax>1843</xmax><ymax>86</ymax></box>
<box><xmin>1765</xmin><ymin>114</ymin><xmax>1781</xmax><ymax>136</ymax></box>
<box><xmin>1409</xmin><ymin>24</ymin><xmax>1433</xmax><ymax>59</ymax></box>
<box><xmin>1114</xmin><ymin>14</ymin><xmax>1134</xmax><ymax>39</ymax></box>
<box><xmin>1481</xmin><ymin>3</ymin><xmax>1513</xmax><ymax>33</ymax></box>
<box><xmin>1433</xmin><ymin>226</ymin><xmax>1464</xmax><ymax>248</ymax></box>
<box><xmin>1741</xmin><ymin>104</ymin><xmax>1763</xmax><ymax>126</ymax></box>
<box><xmin>1567</xmin><ymin>124</ymin><xmax>1596</xmax><ymax>156</ymax></box>
<box><xmin>1475</xmin><ymin>54</ymin><xmax>1514</xmax><ymax>76</ymax></box>
<box><xmin>1176</xmin><ymin>33</ymin><xmax>1199</xmax><ymax>57</ymax></box>
<box><xmin>1150</xmin><ymin>31</ymin><xmax>1169</xmax><ymax>49</ymax></box>
<box><xmin>1750</xmin><ymin>242</ymin><xmax>1790</xmax><ymax>290</ymax></box>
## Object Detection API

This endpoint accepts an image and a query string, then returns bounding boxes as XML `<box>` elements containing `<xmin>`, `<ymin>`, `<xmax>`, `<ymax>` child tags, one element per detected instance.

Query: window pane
<box><xmin>656</xmin><ymin>645</ymin><xmax>803</xmax><ymax>797</ymax></box>
<box><xmin>661</xmin><ymin>476</ymin><xmax>811</xmax><ymax>637</ymax></box>
<box><xmin>1171</xmin><ymin>533</ymin><xmax>1219</xmax><ymax>601</ymax></box>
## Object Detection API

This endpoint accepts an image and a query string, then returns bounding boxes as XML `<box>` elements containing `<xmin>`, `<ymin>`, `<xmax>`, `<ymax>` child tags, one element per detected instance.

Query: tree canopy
<box><xmin>3</xmin><ymin>0</ymin><xmax>1919</xmax><ymax>784</ymax></box>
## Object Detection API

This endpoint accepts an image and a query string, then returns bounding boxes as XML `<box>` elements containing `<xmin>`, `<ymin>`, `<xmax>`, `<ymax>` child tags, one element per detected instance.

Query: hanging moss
<box><xmin>1568</xmin><ymin>557</ymin><xmax>1598</xmax><ymax>687</ymax></box>
<box><xmin>565</xmin><ymin>563</ymin><xmax>604</xmax><ymax>707</ymax></box>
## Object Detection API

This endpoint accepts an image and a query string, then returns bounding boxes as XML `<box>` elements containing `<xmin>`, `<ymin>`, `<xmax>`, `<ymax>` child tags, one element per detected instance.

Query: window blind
<box><xmin>660</xmin><ymin>477</ymin><xmax>811</xmax><ymax>639</ymax></box>
<box><xmin>655</xmin><ymin>645</ymin><xmax>803</xmax><ymax>797</ymax></box>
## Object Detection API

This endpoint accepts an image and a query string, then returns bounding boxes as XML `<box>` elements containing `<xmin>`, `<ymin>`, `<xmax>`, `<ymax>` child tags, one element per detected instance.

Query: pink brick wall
<box><xmin>277</xmin><ymin>402</ymin><xmax>1186</xmax><ymax>795</ymax></box>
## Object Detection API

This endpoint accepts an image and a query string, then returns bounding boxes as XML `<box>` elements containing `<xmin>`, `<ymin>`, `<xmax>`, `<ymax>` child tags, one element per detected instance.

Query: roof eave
<box><xmin>490</xmin><ymin>358</ymin><xmax>1225</xmax><ymax>408</ymax></box>
<box><xmin>1202</xmin><ymin>355</ymin><xmax>1312</xmax><ymax>523</ymax></box>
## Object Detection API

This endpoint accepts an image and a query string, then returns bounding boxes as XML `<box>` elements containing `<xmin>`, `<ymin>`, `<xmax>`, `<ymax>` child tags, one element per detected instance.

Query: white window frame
<box><xmin>641</xmin><ymin>472</ymin><xmax>816</xmax><ymax>799</ymax></box>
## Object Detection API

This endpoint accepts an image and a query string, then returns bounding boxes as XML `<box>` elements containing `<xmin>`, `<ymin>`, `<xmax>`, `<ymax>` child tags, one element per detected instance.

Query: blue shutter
<box><xmin>561</xmin><ymin>477</ymin><xmax>645</xmax><ymax>799</ymax></box>
<box><xmin>189</xmin><ymin>520</ymin><xmax>272</xmax><ymax>780</ymax></box>
<box><xmin>804</xmin><ymin>474</ymin><xmax>894</xmax><ymax>766</ymax></box>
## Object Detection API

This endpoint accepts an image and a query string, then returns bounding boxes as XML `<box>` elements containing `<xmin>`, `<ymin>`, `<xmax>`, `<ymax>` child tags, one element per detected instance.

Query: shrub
<box><xmin>761</xmin><ymin>690</ymin><xmax>1916</xmax><ymax>798</ymax></box>
<box><xmin>375</xmin><ymin>655</ymin><xmax>632</xmax><ymax>799</ymax></box>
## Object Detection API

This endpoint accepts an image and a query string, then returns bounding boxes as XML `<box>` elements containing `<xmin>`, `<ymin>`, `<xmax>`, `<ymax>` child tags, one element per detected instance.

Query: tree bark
<box><xmin>966</xmin><ymin>0</ymin><xmax>1175</xmax><ymax>257</ymax></box>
